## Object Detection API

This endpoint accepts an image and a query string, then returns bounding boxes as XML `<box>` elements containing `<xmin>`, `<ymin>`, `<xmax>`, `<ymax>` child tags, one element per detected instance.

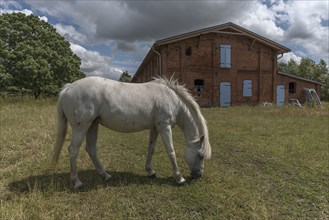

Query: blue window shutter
<box><xmin>226</xmin><ymin>45</ymin><xmax>231</xmax><ymax>68</ymax></box>
<box><xmin>220</xmin><ymin>45</ymin><xmax>226</xmax><ymax>67</ymax></box>
<box><xmin>220</xmin><ymin>45</ymin><xmax>231</xmax><ymax>68</ymax></box>
<box><xmin>243</xmin><ymin>80</ymin><xmax>252</xmax><ymax>97</ymax></box>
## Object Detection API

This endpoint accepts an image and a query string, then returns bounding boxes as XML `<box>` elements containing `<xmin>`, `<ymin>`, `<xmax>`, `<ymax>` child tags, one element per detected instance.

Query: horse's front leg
<box><xmin>145</xmin><ymin>128</ymin><xmax>158</xmax><ymax>178</ymax></box>
<box><xmin>158</xmin><ymin>125</ymin><xmax>186</xmax><ymax>185</ymax></box>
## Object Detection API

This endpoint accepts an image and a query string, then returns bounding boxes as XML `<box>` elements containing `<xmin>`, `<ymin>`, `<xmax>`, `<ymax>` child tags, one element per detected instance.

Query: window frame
<box><xmin>194</xmin><ymin>79</ymin><xmax>204</xmax><ymax>92</ymax></box>
<box><xmin>289</xmin><ymin>82</ymin><xmax>296</xmax><ymax>94</ymax></box>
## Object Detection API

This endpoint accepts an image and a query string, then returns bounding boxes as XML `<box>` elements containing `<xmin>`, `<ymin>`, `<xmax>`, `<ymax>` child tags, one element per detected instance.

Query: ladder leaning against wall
<box><xmin>303</xmin><ymin>88</ymin><xmax>323</xmax><ymax>108</ymax></box>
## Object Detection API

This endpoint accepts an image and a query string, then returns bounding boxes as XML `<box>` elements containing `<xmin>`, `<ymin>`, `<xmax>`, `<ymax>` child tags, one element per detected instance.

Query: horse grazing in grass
<box><xmin>53</xmin><ymin>76</ymin><xmax>211</xmax><ymax>189</ymax></box>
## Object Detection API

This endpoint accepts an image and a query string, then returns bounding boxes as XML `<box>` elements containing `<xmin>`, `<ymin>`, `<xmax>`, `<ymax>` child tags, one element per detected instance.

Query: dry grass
<box><xmin>0</xmin><ymin>98</ymin><xmax>328</xmax><ymax>219</ymax></box>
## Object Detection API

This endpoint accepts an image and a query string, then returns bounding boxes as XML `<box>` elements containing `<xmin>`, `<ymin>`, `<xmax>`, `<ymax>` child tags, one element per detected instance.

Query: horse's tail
<box><xmin>52</xmin><ymin>84</ymin><xmax>70</xmax><ymax>166</ymax></box>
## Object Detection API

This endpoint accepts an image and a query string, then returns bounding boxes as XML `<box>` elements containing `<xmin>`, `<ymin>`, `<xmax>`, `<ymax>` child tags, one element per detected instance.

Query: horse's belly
<box><xmin>99</xmin><ymin>116</ymin><xmax>153</xmax><ymax>133</ymax></box>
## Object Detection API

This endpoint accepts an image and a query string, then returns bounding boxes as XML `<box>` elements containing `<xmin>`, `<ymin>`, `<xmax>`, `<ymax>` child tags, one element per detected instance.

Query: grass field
<box><xmin>0</xmin><ymin>98</ymin><xmax>328</xmax><ymax>219</ymax></box>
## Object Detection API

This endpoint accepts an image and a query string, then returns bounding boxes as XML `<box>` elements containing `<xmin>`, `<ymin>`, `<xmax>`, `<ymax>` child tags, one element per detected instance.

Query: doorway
<box><xmin>219</xmin><ymin>82</ymin><xmax>231</xmax><ymax>107</ymax></box>
<box><xmin>276</xmin><ymin>84</ymin><xmax>285</xmax><ymax>106</ymax></box>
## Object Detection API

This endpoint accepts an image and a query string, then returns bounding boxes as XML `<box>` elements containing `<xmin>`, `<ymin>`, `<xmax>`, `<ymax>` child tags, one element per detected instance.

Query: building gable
<box><xmin>134</xmin><ymin>22</ymin><xmax>290</xmax><ymax>82</ymax></box>
<box><xmin>155</xmin><ymin>22</ymin><xmax>290</xmax><ymax>53</ymax></box>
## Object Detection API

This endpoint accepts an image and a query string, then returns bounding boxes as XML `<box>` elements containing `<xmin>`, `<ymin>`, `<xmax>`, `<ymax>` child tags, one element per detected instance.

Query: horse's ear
<box><xmin>199</xmin><ymin>135</ymin><xmax>205</xmax><ymax>144</ymax></box>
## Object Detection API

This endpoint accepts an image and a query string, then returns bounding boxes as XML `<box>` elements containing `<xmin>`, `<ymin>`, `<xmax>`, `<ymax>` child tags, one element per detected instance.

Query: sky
<box><xmin>1</xmin><ymin>0</ymin><xmax>328</xmax><ymax>80</ymax></box>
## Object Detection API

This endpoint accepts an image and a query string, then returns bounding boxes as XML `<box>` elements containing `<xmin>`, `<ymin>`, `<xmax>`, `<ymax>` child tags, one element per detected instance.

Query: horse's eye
<box><xmin>198</xmin><ymin>154</ymin><xmax>204</xmax><ymax>160</ymax></box>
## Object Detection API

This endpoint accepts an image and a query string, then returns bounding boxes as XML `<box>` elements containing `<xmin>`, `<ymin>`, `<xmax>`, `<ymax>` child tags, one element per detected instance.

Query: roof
<box><xmin>155</xmin><ymin>22</ymin><xmax>290</xmax><ymax>53</ymax></box>
<box><xmin>278</xmin><ymin>72</ymin><xmax>323</xmax><ymax>85</ymax></box>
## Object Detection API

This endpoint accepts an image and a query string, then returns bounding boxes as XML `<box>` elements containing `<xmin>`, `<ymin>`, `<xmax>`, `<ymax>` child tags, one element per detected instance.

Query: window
<box><xmin>194</xmin><ymin>79</ymin><xmax>204</xmax><ymax>92</ymax></box>
<box><xmin>289</xmin><ymin>82</ymin><xmax>296</xmax><ymax>94</ymax></box>
<box><xmin>186</xmin><ymin>47</ymin><xmax>192</xmax><ymax>56</ymax></box>
<box><xmin>243</xmin><ymin>80</ymin><xmax>252</xmax><ymax>97</ymax></box>
<box><xmin>220</xmin><ymin>44</ymin><xmax>231</xmax><ymax>68</ymax></box>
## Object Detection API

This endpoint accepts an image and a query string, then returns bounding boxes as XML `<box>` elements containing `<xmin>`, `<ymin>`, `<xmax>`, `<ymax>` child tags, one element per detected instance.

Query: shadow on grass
<box><xmin>8</xmin><ymin>170</ymin><xmax>176</xmax><ymax>194</ymax></box>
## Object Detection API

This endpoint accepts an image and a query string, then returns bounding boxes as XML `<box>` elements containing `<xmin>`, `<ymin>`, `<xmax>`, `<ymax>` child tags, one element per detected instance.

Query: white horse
<box><xmin>53</xmin><ymin>76</ymin><xmax>211</xmax><ymax>189</ymax></box>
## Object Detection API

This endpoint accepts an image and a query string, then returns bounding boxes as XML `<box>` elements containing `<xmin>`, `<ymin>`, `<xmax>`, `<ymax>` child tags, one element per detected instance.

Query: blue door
<box><xmin>243</xmin><ymin>80</ymin><xmax>252</xmax><ymax>97</ymax></box>
<box><xmin>220</xmin><ymin>82</ymin><xmax>231</xmax><ymax>107</ymax></box>
<box><xmin>276</xmin><ymin>85</ymin><xmax>285</xmax><ymax>106</ymax></box>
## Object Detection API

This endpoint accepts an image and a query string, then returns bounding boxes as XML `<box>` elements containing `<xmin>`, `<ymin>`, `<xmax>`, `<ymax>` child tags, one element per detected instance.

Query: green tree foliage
<box><xmin>287</xmin><ymin>59</ymin><xmax>299</xmax><ymax>76</ymax></box>
<box><xmin>119</xmin><ymin>71</ymin><xmax>132</xmax><ymax>82</ymax></box>
<box><xmin>278</xmin><ymin>58</ymin><xmax>329</xmax><ymax>101</ymax></box>
<box><xmin>0</xmin><ymin>13</ymin><xmax>85</xmax><ymax>98</ymax></box>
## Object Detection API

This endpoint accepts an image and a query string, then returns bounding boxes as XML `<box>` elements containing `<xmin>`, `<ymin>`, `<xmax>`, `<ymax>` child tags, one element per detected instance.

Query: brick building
<box><xmin>132</xmin><ymin>22</ymin><xmax>321</xmax><ymax>107</ymax></box>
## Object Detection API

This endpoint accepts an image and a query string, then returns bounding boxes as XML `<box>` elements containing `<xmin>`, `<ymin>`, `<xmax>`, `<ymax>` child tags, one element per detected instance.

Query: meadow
<box><xmin>0</xmin><ymin>98</ymin><xmax>328</xmax><ymax>219</ymax></box>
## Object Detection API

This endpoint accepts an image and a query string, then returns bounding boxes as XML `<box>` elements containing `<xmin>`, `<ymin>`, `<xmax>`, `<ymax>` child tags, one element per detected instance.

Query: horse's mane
<box><xmin>152</xmin><ymin>76</ymin><xmax>212</xmax><ymax>159</ymax></box>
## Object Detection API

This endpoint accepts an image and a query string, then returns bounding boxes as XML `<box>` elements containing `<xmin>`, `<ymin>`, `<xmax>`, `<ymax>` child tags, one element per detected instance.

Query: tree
<box><xmin>316</xmin><ymin>59</ymin><xmax>329</xmax><ymax>82</ymax></box>
<box><xmin>119</xmin><ymin>71</ymin><xmax>132</xmax><ymax>82</ymax></box>
<box><xmin>287</xmin><ymin>59</ymin><xmax>299</xmax><ymax>76</ymax></box>
<box><xmin>317</xmin><ymin>59</ymin><xmax>329</xmax><ymax>101</ymax></box>
<box><xmin>298</xmin><ymin>58</ymin><xmax>316</xmax><ymax>79</ymax></box>
<box><xmin>0</xmin><ymin>13</ymin><xmax>85</xmax><ymax>98</ymax></box>
<box><xmin>277</xmin><ymin>62</ymin><xmax>288</xmax><ymax>74</ymax></box>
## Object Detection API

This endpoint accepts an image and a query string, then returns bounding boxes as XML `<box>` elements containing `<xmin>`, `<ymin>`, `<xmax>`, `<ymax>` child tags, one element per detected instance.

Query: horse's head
<box><xmin>184</xmin><ymin>135</ymin><xmax>205</xmax><ymax>179</ymax></box>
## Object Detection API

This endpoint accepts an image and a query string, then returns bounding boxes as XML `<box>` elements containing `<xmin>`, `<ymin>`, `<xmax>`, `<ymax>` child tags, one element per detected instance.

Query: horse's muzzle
<box><xmin>190</xmin><ymin>171</ymin><xmax>203</xmax><ymax>179</ymax></box>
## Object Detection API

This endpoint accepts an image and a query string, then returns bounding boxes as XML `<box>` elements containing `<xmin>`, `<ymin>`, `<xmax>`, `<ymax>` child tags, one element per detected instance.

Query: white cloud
<box><xmin>54</xmin><ymin>24</ymin><xmax>87</xmax><ymax>44</ymax></box>
<box><xmin>0</xmin><ymin>8</ymin><xmax>48</xmax><ymax>22</ymax></box>
<box><xmin>38</xmin><ymin>15</ymin><xmax>47</xmax><ymax>22</ymax></box>
<box><xmin>279</xmin><ymin>52</ymin><xmax>302</xmax><ymax>63</ymax></box>
<box><xmin>0</xmin><ymin>8</ymin><xmax>33</xmax><ymax>16</ymax></box>
<box><xmin>70</xmin><ymin>43</ymin><xmax>123</xmax><ymax>80</ymax></box>
<box><xmin>276</xmin><ymin>1</ymin><xmax>329</xmax><ymax>63</ymax></box>
<box><xmin>238</xmin><ymin>2</ymin><xmax>285</xmax><ymax>41</ymax></box>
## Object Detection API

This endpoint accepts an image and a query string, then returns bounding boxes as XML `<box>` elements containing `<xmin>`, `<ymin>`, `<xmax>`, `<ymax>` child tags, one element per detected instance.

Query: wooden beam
<box><xmin>212</xmin><ymin>31</ymin><xmax>246</xmax><ymax>36</ymax></box>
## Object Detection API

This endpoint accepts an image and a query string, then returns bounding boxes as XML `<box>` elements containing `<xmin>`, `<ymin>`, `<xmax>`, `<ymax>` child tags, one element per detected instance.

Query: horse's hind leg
<box><xmin>69</xmin><ymin>128</ymin><xmax>88</xmax><ymax>189</ymax></box>
<box><xmin>86</xmin><ymin>120</ymin><xmax>111</xmax><ymax>181</ymax></box>
<box><xmin>145</xmin><ymin>128</ymin><xmax>158</xmax><ymax>178</ymax></box>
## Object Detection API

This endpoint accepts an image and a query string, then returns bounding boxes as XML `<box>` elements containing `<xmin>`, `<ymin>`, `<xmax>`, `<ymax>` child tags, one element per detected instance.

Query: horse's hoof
<box><xmin>71</xmin><ymin>178</ymin><xmax>83</xmax><ymax>189</ymax></box>
<box><xmin>148</xmin><ymin>173</ymin><xmax>157</xmax><ymax>179</ymax></box>
<box><xmin>103</xmin><ymin>174</ymin><xmax>112</xmax><ymax>182</ymax></box>
<box><xmin>177</xmin><ymin>177</ymin><xmax>188</xmax><ymax>186</ymax></box>
<box><xmin>178</xmin><ymin>181</ymin><xmax>188</xmax><ymax>187</ymax></box>
<box><xmin>73</xmin><ymin>182</ymin><xmax>84</xmax><ymax>190</ymax></box>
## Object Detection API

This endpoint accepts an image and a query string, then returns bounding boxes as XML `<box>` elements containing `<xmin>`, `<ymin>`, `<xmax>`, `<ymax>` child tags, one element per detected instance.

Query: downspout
<box><xmin>211</xmin><ymin>34</ymin><xmax>215</xmax><ymax>106</ymax></box>
<box><xmin>277</xmin><ymin>53</ymin><xmax>283</xmax><ymax>60</ymax></box>
<box><xmin>152</xmin><ymin>45</ymin><xmax>162</xmax><ymax>76</ymax></box>
<box><xmin>273</xmin><ymin>52</ymin><xmax>284</xmax><ymax>103</ymax></box>
<box><xmin>258</xmin><ymin>48</ymin><xmax>262</xmax><ymax>103</ymax></box>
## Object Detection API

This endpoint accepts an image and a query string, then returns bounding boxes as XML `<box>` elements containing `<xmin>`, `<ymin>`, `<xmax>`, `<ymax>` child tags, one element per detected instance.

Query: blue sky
<box><xmin>1</xmin><ymin>0</ymin><xmax>328</xmax><ymax>80</ymax></box>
